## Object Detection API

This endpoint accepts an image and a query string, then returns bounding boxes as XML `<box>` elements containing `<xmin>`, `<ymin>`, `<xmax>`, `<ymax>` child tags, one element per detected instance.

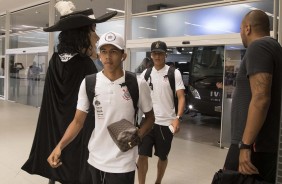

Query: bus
<box><xmin>187</xmin><ymin>46</ymin><xmax>223</xmax><ymax>116</ymax></box>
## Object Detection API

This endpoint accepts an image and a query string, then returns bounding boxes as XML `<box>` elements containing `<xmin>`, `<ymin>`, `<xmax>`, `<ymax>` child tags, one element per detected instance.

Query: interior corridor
<box><xmin>0</xmin><ymin>100</ymin><xmax>227</xmax><ymax>184</ymax></box>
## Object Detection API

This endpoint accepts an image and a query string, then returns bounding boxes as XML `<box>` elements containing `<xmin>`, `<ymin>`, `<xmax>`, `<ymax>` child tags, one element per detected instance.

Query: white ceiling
<box><xmin>0</xmin><ymin>0</ymin><xmax>218</xmax><ymax>15</ymax></box>
<box><xmin>0</xmin><ymin>0</ymin><xmax>48</xmax><ymax>14</ymax></box>
<box><xmin>0</xmin><ymin>0</ymin><xmax>218</xmax><ymax>34</ymax></box>
<box><xmin>0</xmin><ymin>0</ymin><xmax>273</xmax><ymax>36</ymax></box>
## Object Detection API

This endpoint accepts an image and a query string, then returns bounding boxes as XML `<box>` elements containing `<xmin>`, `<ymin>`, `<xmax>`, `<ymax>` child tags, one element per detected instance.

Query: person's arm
<box><xmin>171</xmin><ymin>89</ymin><xmax>185</xmax><ymax>133</ymax></box>
<box><xmin>47</xmin><ymin>109</ymin><xmax>87</xmax><ymax>168</ymax></box>
<box><xmin>138</xmin><ymin>109</ymin><xmax>155</xmax><ymax>139</ymax></box>
<box><xmin>239</xmin><ymin>72</ymin><xmax>272</xmax><ymax>175</ymax></box>
<box><xmin>216</xmin><ymin>82</ymin><xmax>223</xmax><ymax>89</ymax></box>
<box><xmin>171</xmin><ymin>69</ymin><xmax>186</xmax><ymax>133</ymax></box>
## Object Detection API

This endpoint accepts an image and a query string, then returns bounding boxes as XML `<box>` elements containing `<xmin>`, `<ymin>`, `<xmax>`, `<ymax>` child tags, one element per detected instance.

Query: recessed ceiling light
<box><xmin>106</xmin><ymin>8</ymin><xmax>125</xmax><ymax>14</ymax></box>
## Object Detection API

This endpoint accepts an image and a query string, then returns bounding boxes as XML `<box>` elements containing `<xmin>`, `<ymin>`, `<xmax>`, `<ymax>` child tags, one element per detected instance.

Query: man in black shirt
<box><xmin>224</xmin><ymin>10</ymin><xmax>282</xmax><ymax>183</ymax></box>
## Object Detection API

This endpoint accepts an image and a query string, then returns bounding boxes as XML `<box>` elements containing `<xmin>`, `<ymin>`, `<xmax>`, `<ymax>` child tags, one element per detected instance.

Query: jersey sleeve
<box><xmin>76</xmin><ymin>79</ymin><xmax>90</xmax><ymax>113</ymax></box>
<box><xmin>137</xmin><ymin>77</ymin><xmax>153</xmax><ymax>113</ymax></box>
<box><xmin>246</xmin><ymin>40</ymin><xmax>274</xmax><ymax>77</ymax></box>
<box><xmin>175</xmin><ymin>69</ymin><xmax>185</xmax><ymax>91</ymax></box>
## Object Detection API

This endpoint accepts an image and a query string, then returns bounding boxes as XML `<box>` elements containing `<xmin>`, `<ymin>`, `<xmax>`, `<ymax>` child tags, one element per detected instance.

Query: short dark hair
<box><xmin>245</xmin><ymin>10</ymin><xmax>270</xmax><ymax>34</ymax></box>
<box><xmin>57</xmin><ymin>25</ymin><xmax>92</xmax><ymax>55</ymax></box>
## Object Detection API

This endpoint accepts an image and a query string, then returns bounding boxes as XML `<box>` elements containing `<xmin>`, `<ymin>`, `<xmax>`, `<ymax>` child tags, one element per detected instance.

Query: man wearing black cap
<box><xmin>21</xmin><ymin>1</ymin><xmax>117</xmax><ymax>184</ymax></box>
<box><xmin>137</xmin><ymin>41</ymin><xmax>186</xmax><ymax>184</ymax></box>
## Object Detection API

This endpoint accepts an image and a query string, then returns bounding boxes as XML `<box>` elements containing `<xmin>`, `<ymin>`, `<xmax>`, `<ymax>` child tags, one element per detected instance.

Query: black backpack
<box><xmin>85</xmin><ymin>71</ymin><xmax>139</xmax><ymax>123</ymax></box>
<box><xmin>144</xmin><ymin>66</ymin><xmax>178</xmax><ymax>113</ymax></box>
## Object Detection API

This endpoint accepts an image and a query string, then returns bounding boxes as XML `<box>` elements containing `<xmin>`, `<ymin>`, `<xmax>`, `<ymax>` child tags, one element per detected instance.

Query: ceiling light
<box><xmin>240</xmin><ymin>4</ymin><xmax>251</xmax><ymax>8</ymax></box>
<box><xmin>265</xmin><ymin>12</ymin><xmax>273</xmax><ymax>17</ymax></box>
<box><xmin>106</xmin><ymin>8</ymin><xmax>125</xmax><ymax>14</ymax></box>
<box><xmin>22</xmin><ymin>25</ymin><xmax>38</xmax><ymax>29</ymax></box>
<box><xmin>22</xmin><ymin>36</ymin><xmax>35</xmax><ymax>39</ymax></box>
<box><xmin>249</xmin><ymin>7</ymin><xmax>257</xmax><ymax>10</ymax></box>
<box><xmin>184</xmin><ymin>22</ymin><xmax>234</xmax><ymax>34</ymax></box>
<box><xmin>139</xmin><ymin>26</ymin><xmax>157</xmax><ymax>31</ymax></box>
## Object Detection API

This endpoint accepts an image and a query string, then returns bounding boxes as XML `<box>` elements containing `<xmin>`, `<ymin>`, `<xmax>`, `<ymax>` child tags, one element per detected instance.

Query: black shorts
<box><xmin>88</xmin><ymin>164</ymin><xmax>135</xmax><ymax>184</ymax></box>
<box><xmin>138</xmin><ymin>124</ymin><xmax>173</xmax><ymax>160</ymax></box>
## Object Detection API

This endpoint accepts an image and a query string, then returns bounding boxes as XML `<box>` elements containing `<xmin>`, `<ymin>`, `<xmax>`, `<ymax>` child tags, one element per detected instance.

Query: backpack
<box><xmin>85</xmin><ymin>71</ymin><xmax>139</xmax><ymax>123</ymax></box>
<box><xmin>144</xmin><ymin>66</ymin><xmax>178</xmax><ymax>114</ymax></box>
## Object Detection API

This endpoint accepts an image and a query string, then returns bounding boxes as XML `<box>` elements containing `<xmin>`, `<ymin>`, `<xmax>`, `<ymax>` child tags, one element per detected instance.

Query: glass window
<box><xmin>10</xmin><ymin>31</ymin><xmax>48</xmax><ymax>49</ymax></box>
<box><xmin>10</xmin><ymin>3</ymin><xmax>49</xmax><ymax>48</ymax></box>
<box><xmin>0</xmin><ymin>15</ymin><xmax>5</xmax><ymax>55</ymax></box>
<box><xmin>53</xmin><ymin>19</ymin><xmax>124</xmax><ymax>53</ymax></box>
<box><xmin>132</xmin><ymin>0</ymin><xmax>221</xmax><ymax>14</ymax></box>
<box><xmin>53</xmin><ymin>0</ymin><xmax>125</xmax><ymax>50</ymax></box>
<box><xmin>130</xmin><ymin>49</ymin><xmax>150</xmax><ymax>73</ymax></box>
<box><xmin>0</xmin><ymin>37</ymin><xmax>4</xmax><ymax>55</ymax></box>
<box><xmin>8</xmin><ymin>53</ymin><xmax>48</xmax><ymax>107</ymax></box>
<box><xmin>0</xmin><ymin>15</ymin><xmax>5</xmax><ymax>35</ymax></box>
<box><xmin>96</xmin><ymin>20</ymin><xmax>125</xmax><ymax>36</ymax></box>
<box><xmin>0</xmin><ymin>57</ymin><xmax>4</xmax><ymax>97</ymax></box>
<box><xmin>55</xmin><ymin>0</ymin><xmax>125</xmax><ymax>22</ymax></box>
<box><xmin>132</xmin><ymin>0</ymin><xmax>273</xmax><ymax>39</ymax></box>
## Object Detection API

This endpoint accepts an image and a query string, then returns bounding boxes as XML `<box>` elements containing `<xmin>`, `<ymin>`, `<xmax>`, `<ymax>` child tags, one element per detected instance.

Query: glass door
<box><xmin>6</xmin><ymin>47</ymin><xmax>48</xmax><ymax>107</ymax></box>
<box><xmin>0</xmin><ymin>57</ymin><xmax>4</xmax><ymax>98</ymax></box>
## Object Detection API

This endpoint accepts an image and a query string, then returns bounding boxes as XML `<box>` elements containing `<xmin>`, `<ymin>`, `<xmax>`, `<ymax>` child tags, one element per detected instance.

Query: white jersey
<box><xmin>140</xmin><ymin>65</ymin><xmax>185</xmax><ymax>126</ymax></box>
<box><xmin>77</xmin><ymin>70</ymin><xmax>152</xmax><ymax>173</ymax></box>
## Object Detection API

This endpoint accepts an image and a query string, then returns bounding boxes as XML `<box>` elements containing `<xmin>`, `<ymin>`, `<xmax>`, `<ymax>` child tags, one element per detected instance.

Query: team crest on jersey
<box><xmin>95</xmin><ymin>100</ymin><xmax>101</xmax><ymax>106</ymax></box>
<box><xmin>94</xmin><ymin>99</ymin><xmax>104</xmax><ymax>119</ymax></box>
<box><xmin>122</xmin><ymin>87</ymin><xmax>131</xmax><ymax>101</ymax></box>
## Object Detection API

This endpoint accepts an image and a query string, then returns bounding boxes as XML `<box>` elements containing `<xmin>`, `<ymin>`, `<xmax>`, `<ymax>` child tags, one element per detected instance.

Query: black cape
<box><xmin>22</xmin><ymin>53</ymin><xmax>97</xmax><ymax>184</ymax></box>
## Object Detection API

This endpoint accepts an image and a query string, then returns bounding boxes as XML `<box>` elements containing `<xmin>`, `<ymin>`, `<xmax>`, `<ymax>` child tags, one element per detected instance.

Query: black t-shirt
<box><xmin>231</xmin><ymin>36</ymin><xmax>282</xmax><ymax>152</ymax></box>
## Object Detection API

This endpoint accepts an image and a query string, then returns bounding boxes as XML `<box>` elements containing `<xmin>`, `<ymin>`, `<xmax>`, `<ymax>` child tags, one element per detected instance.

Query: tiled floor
<box><xmin>0</xmin><ymin>100</ymin><xmax>227</xmax><ymax>184</ymax></box>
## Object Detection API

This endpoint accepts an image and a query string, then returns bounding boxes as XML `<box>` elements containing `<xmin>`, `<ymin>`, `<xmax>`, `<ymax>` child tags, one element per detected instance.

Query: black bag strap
<box><xmin>167</xmin><ymin>66</ymin><xmax>175</xmax><ymax>95</ymax></box>
<box><xmin>125</xmin><ymin>71</ymin><xmax>139</xmax><ymax>125</ymax></box>
<box><xmin>85</xmin><ymin>72</ymin><xmax>139</xmax><ymax>123</ymax></box>
<box><xmin>144</xmin><ymin>67</ymin><xmax>152</xmax><ymax>82</ymax></box>
<box><xmin>167</xmin><ymin>66</ymin><xmax>178</xmax><ymax>114</ymax></box>
<box><xmin>85</xmin><ymin>74</ymin><xmax>96</xmax><ymax>113</ymax></box>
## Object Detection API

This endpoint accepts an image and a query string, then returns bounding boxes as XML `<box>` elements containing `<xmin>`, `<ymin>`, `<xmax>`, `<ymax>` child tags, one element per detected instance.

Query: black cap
<box><xmin>151</xmin><ymin>41</ymin><xmax>167</xmax><ymax>53</ymax></box>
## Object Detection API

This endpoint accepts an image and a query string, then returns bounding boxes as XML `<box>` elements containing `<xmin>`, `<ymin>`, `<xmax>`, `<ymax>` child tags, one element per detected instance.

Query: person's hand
<box><xmin>47</xmin><ymin>146</ymin><xmax>63</xmax><ymax>168</ymax></box>
<box><xmin>238</xmin><ymin>149</ymin><xmax>259</xmax><ymax>175</ymax></box>
<box><xmin>171</xmin><ymin>118</ymin><xmax>180</xmax><ymax>134</ymax></box>
<box><xmin>216</xmin><ymin>82</ymin><xmax>223</xmax><ymax>89</ymax></box>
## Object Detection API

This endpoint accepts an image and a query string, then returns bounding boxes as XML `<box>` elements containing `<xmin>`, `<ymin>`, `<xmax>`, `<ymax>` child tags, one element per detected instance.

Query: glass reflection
<box><xmin>132</xmin><ymin>0</ymin><xmax>220</xmax><ymax>14</ymax></box>
<box><xmin>132</xmin><ymin>1</ymin><xmax>273</xmax><ymax>39</ymax></box>
<box><xmin>8</xmin><ymin>53</ymin><xmax>48</xmax><ymax>107</ymax></box>
<box><xmin>10</xmin><ymin>3</ymin><xmax>49</xmax><ymax>49</ymax></box>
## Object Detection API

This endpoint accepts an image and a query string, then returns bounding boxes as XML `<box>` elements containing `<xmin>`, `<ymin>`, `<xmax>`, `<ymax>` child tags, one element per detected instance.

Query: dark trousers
<box><xmin>224</xmin><ymin>144</ymin><xmax>277</xmax><ymax>183</ymax></box>
<box><xmin>88</xmin><ymin>164</ymin><xmax>135</xmax><ymax>184</ymax></box>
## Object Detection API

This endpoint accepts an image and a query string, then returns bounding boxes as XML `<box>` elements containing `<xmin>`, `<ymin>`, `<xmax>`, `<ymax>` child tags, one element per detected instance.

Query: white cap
<box><xmin>97</xmin><ymin>31</ymin><xmax>125</xmax><ymax>50</ymax></box>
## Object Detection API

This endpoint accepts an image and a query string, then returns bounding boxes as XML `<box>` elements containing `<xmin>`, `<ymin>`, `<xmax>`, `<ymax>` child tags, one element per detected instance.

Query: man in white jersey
<box><xmin>137</xmin><ymin>41</ymin><xmax>186</xmax><ymax>184</ymax></box>
<box><xmin>47</xmin><ymin>31</ymin><xmax>155</xmax><ymax>184</ymax></box>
